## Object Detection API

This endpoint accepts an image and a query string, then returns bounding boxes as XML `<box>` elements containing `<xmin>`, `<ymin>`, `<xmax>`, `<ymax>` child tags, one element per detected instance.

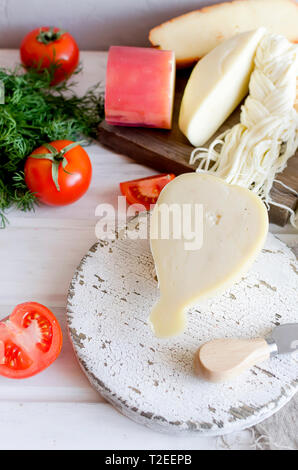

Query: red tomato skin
<box><xmin>0</xmin><ymin>302</ymin><xmax>63</xmax><ymax>379</ymax></box>
<box><xmin>24</xmin><ymin>140</ymin><xmax>92</xmax><ymax>206</ymax></box>
<box><xmin>20</xmin><ymin>27</ymin><xmax>79</xmax><ymax>85</ymax></box>
<box><xmin>120</xmin><ymin>174</ymin><xmax>175</xmax><ymax>210</ymax></box>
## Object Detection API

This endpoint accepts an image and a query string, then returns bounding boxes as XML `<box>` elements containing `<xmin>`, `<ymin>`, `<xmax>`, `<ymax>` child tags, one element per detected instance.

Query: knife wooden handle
<box><xmin>194</xmin><ymin>337</ymin><xmax>271</xmax><ymax>383</ymax></box>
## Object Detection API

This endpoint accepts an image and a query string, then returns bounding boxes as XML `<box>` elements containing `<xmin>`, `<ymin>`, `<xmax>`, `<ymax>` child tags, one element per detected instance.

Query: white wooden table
<box><xmin>0</xmin><ymin>50</ymin><xmax>297</xmax><ymax>450</ymax></box>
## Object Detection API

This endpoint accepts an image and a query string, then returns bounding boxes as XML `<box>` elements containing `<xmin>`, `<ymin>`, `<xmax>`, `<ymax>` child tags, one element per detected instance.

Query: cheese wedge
<box><xmin>179</xmin><ymin>28</ymin><xmax>266</xmax><ymax>147</ymax></box>
<box><xmin>149</xmin><ymin>173</ymin><xmax>268</xmax><ymax>338</ymax></box>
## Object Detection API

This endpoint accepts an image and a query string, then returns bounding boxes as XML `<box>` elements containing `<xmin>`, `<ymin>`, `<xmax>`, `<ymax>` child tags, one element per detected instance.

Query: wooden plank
<box><xmin>0</xmin><ymin>401</ymin><xmax>217</xmax><ymax>450</ymax></box>
<box><xmin>98</xmin><ymin>71</ymin><xmax>298</xmax><ymax>226</ymax></box>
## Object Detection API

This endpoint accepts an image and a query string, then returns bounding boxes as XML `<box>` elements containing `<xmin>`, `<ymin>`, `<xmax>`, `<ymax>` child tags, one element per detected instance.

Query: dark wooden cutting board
<box><xmin>98</xmin><ymin>70</ymin><xmax>298</xmax><ymax>226</ymax></box>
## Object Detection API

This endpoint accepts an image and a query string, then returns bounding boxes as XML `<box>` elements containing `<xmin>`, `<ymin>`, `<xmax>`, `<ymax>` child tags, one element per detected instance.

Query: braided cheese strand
<box><xmin>190</xmin><ymin>33</ymin><xmax>298</xmax><ymax>224</ymax></box>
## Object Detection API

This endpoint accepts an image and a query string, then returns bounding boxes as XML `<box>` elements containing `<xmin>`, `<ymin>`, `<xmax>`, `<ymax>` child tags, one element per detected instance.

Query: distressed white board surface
<box><xmin>67</xmin><ymin>215</ymin><xmax>298</xmax><ymax>436</ymax></box>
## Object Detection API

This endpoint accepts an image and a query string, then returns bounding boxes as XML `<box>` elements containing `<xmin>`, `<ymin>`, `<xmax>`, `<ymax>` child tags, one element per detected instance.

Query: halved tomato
<box><xmin>120</xmin><ymin>174</ymin><xmax>175</xmax><ymax>210</ymax></box>
<box><xmin>0</xmin><ymin>302</ymin><xmax>63</xmax><ymax>379</ymax></box>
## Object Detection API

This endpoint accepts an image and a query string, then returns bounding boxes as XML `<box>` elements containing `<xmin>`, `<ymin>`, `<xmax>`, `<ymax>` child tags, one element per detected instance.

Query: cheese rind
<box><xmin>105</xmin><ymin>46</ymin><xmax>175</xmax><ymax>129</ymax></box>
<box><xmin>149</xmin><ymin>0</ymin><xmax>298</xmax><ymax>67</ymax></box>
<box><xmin>179</xmin><ymin>29</ymin><xmax>266</xmax><ymax>146</ymax></box>
<box><xmin>149</xmin><ymin>173</ymin><xmax>268</xmax><ymax>338</ymax></box>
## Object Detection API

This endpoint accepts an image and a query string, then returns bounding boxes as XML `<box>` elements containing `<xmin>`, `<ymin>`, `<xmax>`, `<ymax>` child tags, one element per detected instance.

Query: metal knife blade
<box><xmin>266</xmin><ymin>323</ymin><xmax>298</xmax><ymax>356</ymax></box>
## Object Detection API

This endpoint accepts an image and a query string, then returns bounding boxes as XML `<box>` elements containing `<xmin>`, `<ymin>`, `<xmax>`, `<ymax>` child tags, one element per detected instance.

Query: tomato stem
<box><xmin>36</xmin><ymin>27</ymin><xmax>66</xmax><ymax>45</ymax></box>
<box><xmin>28</xmin><ymin>140</ymin><xmax>86</xmax><ymax>192</ymax></box>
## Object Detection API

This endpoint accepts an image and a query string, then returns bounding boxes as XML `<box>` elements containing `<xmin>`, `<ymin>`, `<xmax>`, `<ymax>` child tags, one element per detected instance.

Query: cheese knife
<box><xmin>194</xmin><ymin>323</ymin><xmax>298</xmax><ymax>382</ymax></box>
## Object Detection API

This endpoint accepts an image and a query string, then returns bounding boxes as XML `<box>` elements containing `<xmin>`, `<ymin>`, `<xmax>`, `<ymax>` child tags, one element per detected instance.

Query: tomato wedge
<box><xmin>0</xmin><ymin>302</ymin><xmax>63</xmax><ymax>379</ymax></box>
<box><xmin>120</xmin><ymin>174</ymin><xmax>175</xmax><ymax>210</ymax></box>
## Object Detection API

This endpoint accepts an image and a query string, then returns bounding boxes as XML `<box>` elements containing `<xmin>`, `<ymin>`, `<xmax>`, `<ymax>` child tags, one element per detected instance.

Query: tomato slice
<box><xmin>120</xmin><ymin>174</ymin><xmax>175</xmax><ymax>210</ymax></box>
<box><xmin>0</xmin><ymin>302</ymin><xmax>63</xmax><ymax>379</ymax></box>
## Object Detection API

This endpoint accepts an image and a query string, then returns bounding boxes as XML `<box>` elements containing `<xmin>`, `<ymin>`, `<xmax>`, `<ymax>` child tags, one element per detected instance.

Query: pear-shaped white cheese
<box><xmin>179</xmin><ymin>28</ymin><xmax>266</xmax><ymax>146</ymax></box>
<box><xmin>149</xmin><ymin>173</ymin><xmax>268</xmax><ymax>337</ymax></box>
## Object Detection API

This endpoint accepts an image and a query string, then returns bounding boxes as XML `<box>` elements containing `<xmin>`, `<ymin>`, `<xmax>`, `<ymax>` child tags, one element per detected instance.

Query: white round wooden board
<box><xmin>67</xmin><ymin>215</ymin><xmax>298</xmax><ymax>436</ymax></box>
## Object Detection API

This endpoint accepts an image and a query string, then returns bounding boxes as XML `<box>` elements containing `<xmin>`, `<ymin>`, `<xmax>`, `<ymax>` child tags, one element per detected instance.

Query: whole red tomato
<box><xmin>24</xmin><ymin>140</ymin><xmax>92</xmax><ymax>206</ymax></box>
<box><xmin>20</xmin><ymin>27</ymin><xmax>79</xmax><ymax>85</ymax></box>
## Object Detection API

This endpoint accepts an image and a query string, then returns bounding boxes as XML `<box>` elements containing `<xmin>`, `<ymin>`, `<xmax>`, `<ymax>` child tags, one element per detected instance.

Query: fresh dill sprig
<box><xmin>0</xmin><ymin>64</ymin><xmax>104</xmax><ymax>227</ymax></box>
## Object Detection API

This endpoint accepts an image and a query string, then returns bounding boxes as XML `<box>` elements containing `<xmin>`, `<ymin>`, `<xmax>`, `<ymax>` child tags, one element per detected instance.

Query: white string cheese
<box><xmin>190</xmin><ymin>33</ymin><xmax>298</xmax><ymax>224</ymax></box>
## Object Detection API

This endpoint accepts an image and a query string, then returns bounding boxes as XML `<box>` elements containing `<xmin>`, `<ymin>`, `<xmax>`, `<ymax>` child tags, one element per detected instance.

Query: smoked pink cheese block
<box><xmin>105</xmin><ymin>46</ymin><xmax>176</xmax><ymax>129</ymax></box>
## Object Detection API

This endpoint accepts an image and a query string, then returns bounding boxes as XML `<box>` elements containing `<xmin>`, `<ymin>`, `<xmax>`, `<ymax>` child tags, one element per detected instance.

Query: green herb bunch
<box><xmin>0</xmin><ymin>65</ymin><xmax>104</xmax><ymax>227</ymax></box>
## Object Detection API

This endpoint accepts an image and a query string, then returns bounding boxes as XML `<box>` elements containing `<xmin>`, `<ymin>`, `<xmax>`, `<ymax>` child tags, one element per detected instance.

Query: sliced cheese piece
<box><xmin>105</xmin><ymin>46</ymin><xmax>175</xmax><ymax>129</ymax></box>
<box><xmin>149</xmin><ymin>173</ymin><xmax>268</xmax><ymax>338</ymax></box>
<box><xmin>179</xmin><ymin>28</ymin><xmax>266</xmax><ymax>146</ymax></box>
